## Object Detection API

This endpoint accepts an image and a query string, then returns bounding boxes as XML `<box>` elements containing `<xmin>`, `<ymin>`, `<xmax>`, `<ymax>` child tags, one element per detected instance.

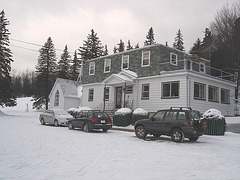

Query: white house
<box><xmin>79</xmin><ymin>44</ymin><xmax>237</xmax><ymax>116</ymax></box>
<box><xmin>49</xmin><ymin>78</ymin><xmax>82</xmax><ymax>111</ymax></box>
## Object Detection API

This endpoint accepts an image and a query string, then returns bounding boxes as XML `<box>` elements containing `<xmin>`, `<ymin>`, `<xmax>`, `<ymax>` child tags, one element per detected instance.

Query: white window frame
<box><xmin>104</xmin><ymin>59</ymin><xmax>111</xmax><ymax>73</ymax></box>
<box><xmin>221</xmin><ymin>88</ymin><xmax>230</xmax><ymax>104</ymax></box>
<box><xmin>208</xmin><ymin>85</ymin><xmax>219</xmax><ymax>102</ymax></box>
<box><xmin>141</xmin><ymin>51</ymin><xmax>150</xmax><ymax>67</ymax></box>
<box><xmin>162</xmin><ymin>81</ymin><xmax>180</xmax><ymax>98</ymax></box>
<box><xmin>89</xmin><ymin>62</ymin><xmax>95</xmax><ymax>75</ymax></box>
<box><xmin>199</xmin><ymin>62</ymin><xmax>206</xmax><ymax>73</ymax></box>
<box><xmin>170</xmin><ymin>52</ymin><xmax>178</xmax><ymax>66</ymax></box>
<box><xmin>122</xmin><ymin>55</ymin><xmax>129</xmax><ymax>69</ymax></box>
<box><xmin>141</xmin><ymin>83</ymin><xmax>150</xmax><ymax>100</ymax></box>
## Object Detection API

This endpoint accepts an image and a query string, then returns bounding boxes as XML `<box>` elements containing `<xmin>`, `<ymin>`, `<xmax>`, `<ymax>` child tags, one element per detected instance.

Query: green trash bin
<box><xmin>204</xmin><ymin>117</ymin><xmax>226</xmax><ymax>135</ymax></box>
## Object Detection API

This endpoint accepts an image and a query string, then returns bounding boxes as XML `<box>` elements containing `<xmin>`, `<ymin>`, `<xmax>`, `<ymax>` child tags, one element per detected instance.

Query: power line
<box><xmin>10</xmin><ymin>44</ymin><xmax>39</xmax><ymax>52</ymax></box>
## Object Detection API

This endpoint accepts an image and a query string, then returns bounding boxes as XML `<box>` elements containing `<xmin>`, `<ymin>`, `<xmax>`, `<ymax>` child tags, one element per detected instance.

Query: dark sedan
<box><xmin>68</xmin><ymin>110</ymin><xmax>112</xmax><ymax>132</ymax></box>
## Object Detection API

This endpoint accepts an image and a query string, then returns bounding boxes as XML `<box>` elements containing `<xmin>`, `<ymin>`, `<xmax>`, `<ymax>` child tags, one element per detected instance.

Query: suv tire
<box><xmin>102</xmin><ymin>129</ymin><xmax>108</xmax><ymax>132</ymax></box>
<box><xmin>171</xmin><ymin>128</ymin><xmax>184</xmax><ymax>142</ymax></box>
<box><xmin>135</xmin><ymin>125</ymin><xmax>147</xmax><ymax>139</ymax></box>
<box><xmin>188</xmin><ymin>137</ymin><xmax>199</xmax><ymax>142</ymax></box>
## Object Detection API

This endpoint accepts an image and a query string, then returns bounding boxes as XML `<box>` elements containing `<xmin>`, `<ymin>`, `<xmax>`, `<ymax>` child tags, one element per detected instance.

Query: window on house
<box><xmin>104</xmin><ymin>87</ymin><xmax>109</xmax><ymax>101</ymax></box>
<box><xmin>170</xmin><ymin>53</ymin><xmax>178</xmax><ymax>66</ymax></box>
<box><xmin>208</xmin><ymin>86</ymin><xmax>219</xmax><ymax>102</ymax></box>
<box><xmin>199</xmin><ymin>63</ymin><xmax>205</xmax><ymax>73</ymax></box>
<box><xmin>185</xmin><ymin>60</ymin><xmax>192</xmax><ymax>70</ymax></box>
<box><xmin>221</xmin><ymin>88</ymin><xmax>230</xmax><ymax>104</ymax></box>
<box><xmin>122</xmin><ymin>55</ymin><xmax>129</xmax><ymax>69</ymax></box>
<box><xmin>88</xmin><ymin>89</ymin><xmax>94</xmax><ymax>101</ymax></box>
<box><xmin>194</xmin><ymin>82</ymin><xmax>206</xmax><ymax>100</ymax></box>
<box><xmin>104</xmin><ymin>59</ymin><xmax>111</xmax><ymax>73</ymax></box>
<box><xmin>162</xmin><ymin>82</ymin><xmax>179</xmax><ymax>98</ymax></box>
<box><xmin>142</xmin><ymin>51</ymin><xmax>150</xmax><ymax>67</ymax></box>
<box><xmin>125</xmin><ymin>86</ymin><xmax>133</xmax><ymax>94</ymax></box>
<box><xmin>142</xmin><ymin>84</ymin><xmax>150</xmax><ymax>100</ymax></box>
<box><xmin>54</xmin><ymin>91</ymin><xmax>59</xmax><ymax>106</ymax></box>
<box><xmin>89</xmin><ymin>62</ymin><xmax>95</xmax><ymax>75</ymax></box>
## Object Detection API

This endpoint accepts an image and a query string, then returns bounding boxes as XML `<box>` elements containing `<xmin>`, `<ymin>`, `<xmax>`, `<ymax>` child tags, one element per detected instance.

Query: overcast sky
<box><xmin>1</xmin><ymin>0</ymin><xmax>238</xmax><ymax>73</ymax></box>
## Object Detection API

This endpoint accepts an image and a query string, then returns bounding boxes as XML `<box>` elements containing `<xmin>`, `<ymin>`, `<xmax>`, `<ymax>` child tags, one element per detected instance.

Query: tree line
<box><xmin>0</xmin><ymin>1</ymin><xmax>239</xmax><ymax>109</ymax></box>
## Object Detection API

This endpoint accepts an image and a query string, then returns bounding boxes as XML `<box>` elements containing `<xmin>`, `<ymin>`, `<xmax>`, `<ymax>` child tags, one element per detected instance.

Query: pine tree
<box><xmin>135</xmin><ymin>43</ymin><xmax>140</xmax><ymax>49</ymax></box>
<box><xmin>173</xmin><ymin>29</ymin><xmax>185</xmax><ymax>51</ymax></box>
<box><xmin>103</xmin><ymin>45</ymin><xmax>108</xmax><ymax>56</ymax></box>
<box><xmin>0</xmin><ymin>10</ymin><xmax>16</xmax><ymax>107</ymax></box>
<box><xmin>70</xmin><ymin>50</ymin><xmax>81</xmax><ymax>81</ymax></box>
<box><xmin>117</xmin><ymin>39</ymin><xmax>125</xmax><ymax>52</ymax></box>
<box><xmin>126</xmin><ymin>40</ymin><xmax>133</xmax><ymax>50</ymax></box>
<box><xmin>144</xmin><ymin>27</ymin><xmax>156</xmax><ymax>46</ymax></box>
<box><xmin>57</xmin><ymin>45</ymin><xmax>71</xmax><ymax>79</ymax></box>
<box><xmin>113</xmin><ymin>46</ymin><xmax>118</xmax><ymax>54</ymax></box>
<box><xmin>78</xmin><ymin>29</ymin><xmax>104</xmax><ymax>61</ymax></box>
<box><xmin>33</xmin><ymin>37</ymin><xmax>57</xmax><ymax>110</ymax></box>
<box><xmin>190</xmin><ymin>38</ymin><xmax>202</xmax><ymax>54</ymax></box>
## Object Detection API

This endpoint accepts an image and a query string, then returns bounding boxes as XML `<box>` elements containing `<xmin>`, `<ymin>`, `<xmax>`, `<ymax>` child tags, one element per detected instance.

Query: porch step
<box><xmin>104</xmin><ymin>109</ymin><xmax>116</xmax><ymax>119</ymax></box>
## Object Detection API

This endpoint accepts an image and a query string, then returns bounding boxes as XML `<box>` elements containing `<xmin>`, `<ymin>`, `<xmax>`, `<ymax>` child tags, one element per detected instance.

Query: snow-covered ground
<box><xmin>0</xmin><ymin>97</ymin><xmax>240</xmax><ymax>180</ymax></box>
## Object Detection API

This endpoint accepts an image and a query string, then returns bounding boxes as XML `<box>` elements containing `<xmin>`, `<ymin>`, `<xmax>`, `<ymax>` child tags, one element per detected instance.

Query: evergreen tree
<box><xmin>135</xmin><ymin>43</ymin><xmax>140</xmax><ymax>49</ymax></box>
<box><xmin>190</xmin><ymin>38</ymin><xmax>202</xmax><ymax>54</ymax></box>
<box><xmin>22</xmin><ymin>71</ymin><xmax>32</xmax><ymax>97</ymax></box>
<box><xmin>70</xmin><ymin>50</ymin><xmax>81</xmax><ymax>81</ymax></box>
<box><xmin>13</xmin><ymin>75</ymin><xmax>22</xmax><ymax>98</ymax></box>
<box><xmin>117</xmin><ymin>39</ymin><xmax>125</xmax><ymax>52</ymax></box>
<box><xmin>126</xmin><ymin>40</ymin><xmax>133</xmax><ymax>50</ymax></box>
<box><xmin>78</xmin><ymin>29</ymin><xmax>104</xmax><ymax>61</ymax></box>
<box><xmin>173</xmin><ymin>29</ymin><xmax>185</xmax><ymax>51</ymax></box>
<box><xmin>0</xmin><ymin>10</ymin><xmax>16</xmax><ymax>107</ymax></box>
<box><xmin>144</xmin><ymin>27</ymin><xmax>155</xmax><ymax>46</ymax></box>
<box><xmin>113</xmin><ymin>46</ymin><xmax>118</xmax><ymax>54</ymax></box>
<box><xmin>57</xmin><ymin>45</ymin><xmax>71</xmax><ymax>79</ymax></box>
<box><xmin>33</xmin><ymin>37</ymin><xmax>57</xmax><ymax>110</ymax></box>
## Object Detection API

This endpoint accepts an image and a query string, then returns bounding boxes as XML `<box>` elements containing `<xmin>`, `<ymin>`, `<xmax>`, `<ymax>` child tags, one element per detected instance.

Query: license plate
<box><xmin>101</xmin><ymin>120</ymin><xmax>105</xmax><ymax>123</ymax></box>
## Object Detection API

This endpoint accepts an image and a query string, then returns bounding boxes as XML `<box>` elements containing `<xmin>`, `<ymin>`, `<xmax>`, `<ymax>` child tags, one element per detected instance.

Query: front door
<box><xmin>115</xmin><ymin>87</ymin><xmax>122</xmax><ymax>108</ymax></box>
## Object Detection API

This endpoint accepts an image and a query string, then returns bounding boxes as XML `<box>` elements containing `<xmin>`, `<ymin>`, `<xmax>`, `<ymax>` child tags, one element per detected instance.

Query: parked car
<box><xmin>39</xmin><ymin>109</ymin><xmax>72</xmax><ymax>127</ymax></box>
<box><xmin>68</xmin><ymin>110</ymin><xmax>112</xmax><ymax>132</ymax></box>
<box><xmin>134</xmin><ymin>107</ymin><xmax>207</xmax><ymax>142</ymax></box>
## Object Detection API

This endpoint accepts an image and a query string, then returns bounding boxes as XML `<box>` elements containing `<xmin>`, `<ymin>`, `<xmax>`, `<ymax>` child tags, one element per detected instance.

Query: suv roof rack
<box><xmin>170</xmin><ymin>107</ymin><xmax>192</xmax><ymax>110</ymax></box>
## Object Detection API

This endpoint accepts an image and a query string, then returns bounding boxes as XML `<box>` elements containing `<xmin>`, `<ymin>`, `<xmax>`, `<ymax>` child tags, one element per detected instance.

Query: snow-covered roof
<box><xmin>52</xmin><ymin>78</ymin><xmax>82</xmax><ymax>98</ymax></box>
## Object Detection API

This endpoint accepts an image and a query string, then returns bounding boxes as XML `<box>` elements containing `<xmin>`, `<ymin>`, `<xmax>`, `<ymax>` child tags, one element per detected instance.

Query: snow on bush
<box><xmin>132</xmin><ymin>108</ymin><xmax>148</xmax><ymax>116</ymax></box>
<box><xmin>114</xmin><ymin>108</ymin><xmax>132</xmax><ymax>115</ymax></box>
<box><xmin>203</xmin><ymin>109</ymin><xmax>224</xmax><ymax>119</ymax></box>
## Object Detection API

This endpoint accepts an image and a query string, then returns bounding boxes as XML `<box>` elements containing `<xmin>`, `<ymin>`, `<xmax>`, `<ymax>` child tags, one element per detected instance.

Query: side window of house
<box><xmin>199</xmin><ymin>62</ymin><xmax>205</xmax><ymax>73</ymax></box>
<box><xmin>142</xmin><ymin>51</ymin><xmax>150</xmax><ymax>67</ymax></box>
<box><xmin>194</xmin><ymin>82</ymin><xmax>206</xmax><ymax>100</ymax></box>
<box><xmin>88</xmin><ymin>89</ymin><xmax>94</xmax><ymax>101</ymax></box>
<box><xmin>141</xmin><ymin>83</ymin><xmax>150</xmax><ymax>100</ymax></box>
<box><xmin>170</xmin><ymin>52</ymin><xmax>178</xmax><ymax>66</ymax></box>
<box><xmin>122</xmin><ymin>55</ymin><xmax>129</xmax><ymax>69</ymax></box>
<box><xmin>162</xmin><ymin>81</ymin><xmax>179</xmax><ymax>98</ymax></box>
<box><xmin>104</xmin><ymin>87</ymin><xmax>109</xmax><ymax>101</ymax></box>
<box><xmin>54</xmin><ymin>90</ymin><xmax>59</xmax><ymax>106</ymax></box>
<box><xmin>89</xmin><ymin>62</ymin><xmax>95</xmax><ymax>75</ymax></box>
<box><xmin>221</xmin><ymin>88</ymin><xmax>230</xmax><ymax>104</ymax></box>
<box><xmin>208</xmin><ymin>86</ymin><xmax>219</xmax><ymax>102</ymax></box>
<box><xmin>104</xmin><ymin>59</ymin><xmax>111</xmax><ymax>73</ymax></box>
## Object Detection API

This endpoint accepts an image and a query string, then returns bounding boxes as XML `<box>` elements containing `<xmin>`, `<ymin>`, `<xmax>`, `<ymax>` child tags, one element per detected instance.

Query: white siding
<box><xmin>64</xmin><ymin>97</ymin><xmax>81</xmax><ymax>111</ymax></box>
<box><xmin>49</xmin><ymin>83</ymin><xmax>65</xmax><ymax>110</ymax></box>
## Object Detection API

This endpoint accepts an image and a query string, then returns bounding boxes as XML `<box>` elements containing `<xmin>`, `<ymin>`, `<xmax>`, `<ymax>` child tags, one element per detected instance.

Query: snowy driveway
<box><xmin>0</xmin><ymin>112</ymin><xmax>240</xmax><ymax>180</ymax></box>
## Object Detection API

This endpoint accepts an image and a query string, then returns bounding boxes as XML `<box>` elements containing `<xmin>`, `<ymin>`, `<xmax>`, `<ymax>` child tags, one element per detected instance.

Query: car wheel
<box><xmin>171</xmin><ymin>128</ymin><xmax>185</xmax><ymax>142</ymax></box>
<box><xmin>83</xmin><ymin>124</ymin><xmax>89</xmax><ymax>132</ymax></box>
<box><xmin>40</xmin><ymin>118</ymin><xmax>45</xmax><ymax>125</ymax></box>
<box><xmin>135</xmin><ymin>125</ymin><xmax>147</xmax><ymax>139</ymax></box>
<box><xmin>102</xmin><ymin>129</ymin><xmax>108</xmax><ymax>132</ymax></box>
<box><xmin>54</xmin><ymin>120</ymin><xmax>59</xmax><ymax>127</ymax></box>
<box><xmin>68</xmin><ymin>122</ymin><xmax>74</xmax><ymax>130</ymax></box>
<box><xmin>188</xmin><ymin>137</ymin><xmax>199</xmax><ymax>142</ymax></box>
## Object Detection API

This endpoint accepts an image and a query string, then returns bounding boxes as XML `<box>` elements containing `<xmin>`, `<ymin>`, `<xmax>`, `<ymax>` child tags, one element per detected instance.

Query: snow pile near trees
<box><xmin>132</xmin><ymin>108</ymin><xmax>148</xmax><ymax>116</ymax></box>
<box><xmin>114</xmin><ymin>108</ymin><xmax>132</xmax><ymax>115</ymax></box>
<box><xmin>203</xmin><ymin>109</ymin><xmax>225</xmax><ymax>119</ymax></box>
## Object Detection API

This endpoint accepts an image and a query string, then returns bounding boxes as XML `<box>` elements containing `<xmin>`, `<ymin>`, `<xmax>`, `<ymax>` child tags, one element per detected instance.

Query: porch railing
<box><xmin>94</xmin><ymin>99</ymin><xmax>134</xmax><ymax>111</ymax></box>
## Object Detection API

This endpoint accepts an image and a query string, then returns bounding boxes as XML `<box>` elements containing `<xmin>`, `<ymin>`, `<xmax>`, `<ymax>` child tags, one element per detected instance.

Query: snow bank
<box><xmin>203</xmin><ymin>109</ymin><xmax>224</xmax><ymax>119</ymax></box>
<box><xmin>115</xmin><ymin>108</ymin><xmax>132</xmax><ymax>115</ymax></box>
<box><xmin>132</xmin><ymin>108</ymin><xmax>148</xmax><ymax>116</ymax></box>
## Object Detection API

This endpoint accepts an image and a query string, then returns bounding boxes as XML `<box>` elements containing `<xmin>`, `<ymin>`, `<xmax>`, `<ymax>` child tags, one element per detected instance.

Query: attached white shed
<box><xmin>49</xmin><ymin>78</ymin><xmax>82</xmax><ymax>111</ymax></box>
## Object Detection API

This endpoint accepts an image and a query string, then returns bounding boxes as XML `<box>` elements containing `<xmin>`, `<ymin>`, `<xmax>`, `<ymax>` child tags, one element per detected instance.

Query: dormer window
<box><xmin>122</xmin><ymin>55</ymin><xmax>129</xmax><ymax>69</ymax></box>
<box><xmin>89</xmin><ymin>62</ymin><xmax>95</xmax><ymax>75</ymax></box>
<box><xmin>170</xmin><ymin>53</ymin><xmax>178</xmax><ymax>66</ymax></box>
<box><xmin>199</xmin><ymin>62</ymin><xmax>205</xmax><ymax>73</ymax></box>
<box><xmin>104</xmin><ymin>59</ymin><xmax>111</xmax><ymax>73</ymax></box>
<box><xmin>142</xmin><ymin>51</ymin><xmax>150</xmax><ymax>67</ymax></box>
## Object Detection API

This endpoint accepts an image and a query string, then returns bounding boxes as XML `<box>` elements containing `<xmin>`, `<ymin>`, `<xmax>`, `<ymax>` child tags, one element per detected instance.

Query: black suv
<box><xmin>134</xmin><ymin>107</ymin><xmax>207</xmax><ymax>142</ymax></box>
<box><xmin>68</xmin><ymin>110</ymin><xmax>112</xmax><ymax>132</ymax></box>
